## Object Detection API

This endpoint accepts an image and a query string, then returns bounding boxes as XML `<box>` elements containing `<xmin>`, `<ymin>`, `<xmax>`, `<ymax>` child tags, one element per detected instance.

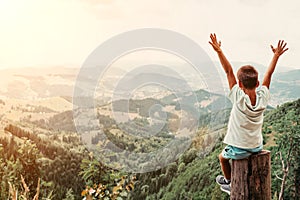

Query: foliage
<box><xmin>128</xmin><ymin>134</ymin><xmax>228</xmax><ymax>200</ymax></box>
<box><xmin>63</xmin><ymin>188</ymin><xmax>76</xmax><ymax>200</ymax></box>
<box><xmin>0</xmin><ymin>137</ymin><xmax>41</xmax><ymax>199</ymax></box>
<box><xmin>2</xmin><ymin>124</ymin><xmax>85</xmax><ymax>199</ymax></box>
<box><xmin>263</xmin><ymin>99</ymin><xmax>300</xmax><ymax>199</ymax></box>
<box><xmin>79</xmin><ymin>156</ymin><xmax>136</xmax><ymax>200</ymax></box>
<box><xmin>79</xmin><ymin>154</ymin><xmax>110</xmax><ymax>186</ymax></box>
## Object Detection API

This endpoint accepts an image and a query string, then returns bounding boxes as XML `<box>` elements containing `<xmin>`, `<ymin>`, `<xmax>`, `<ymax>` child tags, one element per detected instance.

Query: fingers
<box><xmin>209</xmin><ymin>33</ymin><xmax>216</xmax><ymax>45</ymax></box>
<box><xmin>277</xmin><ymin>40</ymin><xmax>281</xmax><ymax>48</ymax></box>
<box><xmin>270</xmin><ymin>45</ymin><xmax>275</xmax><ymax>52</ymax></box>
<box><xmin>209</xmin><ymin>33</ymin><xmax>220</xmax><ymax>45</ymax></box>
<box><xmin>281</xmin><ymin>41</ymin><xmax>287</xmax><ymax>50</ymax></box>
<box><xmin>271</xmin><ymin>40</ymin><xmax>288</xmax><ymax>56</ymax></box>
<box><xmin>280</xmin><ymin>42</ymin><xmax>287</xmax><ymax>50</ymax></box>
<box><xmin>277</xmin><ymin>40</ymin><xmax>287</xmax><ymax>49</ymax></box>
<box><xmin>213</xmin><ymin>33</ymin><xmax>217</xmax><ymax>39</ymax></box>
<box><xmin>210</xmin><ymin>33</ymin><xmax>218</xmax><ymax>41</ymax></box>
<box><xmin>280</xmin><ymin>40</ymin><xmax>284</xmax><ymax>47</ymax></box>
<box><xmin>209</xmin><ymin>33</ymin><xmax>222</xmax><ymax>52</ymax></box>
<box><xmin>281</xmin><ymin>48</ymin><xmax>289</xmax><ymax>55</ymax></box>
<box><xmin>278</xmin><ymin>40</ymin><xmax>288</xmax><ymax>55</ymax></box>
<box><xmin>210</xmin><ymin>33</ymin><xmax>216</xmax><ymax>42</ymax></box>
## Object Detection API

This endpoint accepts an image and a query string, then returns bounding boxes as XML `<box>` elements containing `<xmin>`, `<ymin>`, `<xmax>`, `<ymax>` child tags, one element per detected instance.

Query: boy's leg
<box><xmin>218</xmin><ymin>153</ymin><xmax>231</xmax><ymax>180</ymax></box>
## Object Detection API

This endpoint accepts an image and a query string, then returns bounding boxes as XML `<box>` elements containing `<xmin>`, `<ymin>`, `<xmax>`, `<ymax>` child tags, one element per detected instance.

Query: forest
<box><xmin>0</xmin><ymin>98</ymin><xmax>299</xmax><ymax>199</ymax></box>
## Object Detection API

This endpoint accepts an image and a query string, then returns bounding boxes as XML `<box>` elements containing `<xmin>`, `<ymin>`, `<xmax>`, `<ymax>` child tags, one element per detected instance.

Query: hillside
<box><xmin>0</xmin><ymin>96</ymin><xmax>298</xmax><ymax>199</ymax></box>
<box><xmin>0</xmin><ymin>84</ymin><xmax>232</xmax><ymax>199</ymax></box>
<box><xmin>263</xmin><ymin>99</ymin><xmax>300</xmax><ymax>199</ymax></box>
<box><xmin>270</xmin><ymin>70</ymin><xmax>300</xmax><ymax>105</ymax></box>
<box><xmin>128</xmin><ymin>99</ymin><xmax>300</xmax><ymax>200</ymax></box>
<box><xmin>0</xmin><ymin>66</ymin><xmax>299</xmax><ymax>199</ymax></box>
<box><xmin>0</xmin><ymin>123</ymin><xmax>85</xmax><ymax>199</ymax></box>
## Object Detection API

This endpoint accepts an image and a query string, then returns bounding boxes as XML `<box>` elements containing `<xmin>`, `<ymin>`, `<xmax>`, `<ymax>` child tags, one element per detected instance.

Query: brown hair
<box><xmin>237</xmin><ymin>65</ymin><xmax>258</xmax><ymax>89</ymax></box>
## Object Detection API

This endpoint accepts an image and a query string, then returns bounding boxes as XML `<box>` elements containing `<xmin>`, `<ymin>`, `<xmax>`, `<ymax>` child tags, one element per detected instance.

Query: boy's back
<box><xmin>225</xmin><ymin>84</ymin><xmax>270</xmax><ymax>149</ymax></box>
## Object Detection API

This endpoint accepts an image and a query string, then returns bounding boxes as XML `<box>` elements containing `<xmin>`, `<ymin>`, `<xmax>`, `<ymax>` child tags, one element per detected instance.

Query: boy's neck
<box><xmin>242</xmin><ymin>88</ymin><xmax>257</xmax><ymax>106</ymax></box>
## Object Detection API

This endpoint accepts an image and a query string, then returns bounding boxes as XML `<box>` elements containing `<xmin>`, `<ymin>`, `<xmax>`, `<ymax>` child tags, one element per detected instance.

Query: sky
<box><xmin>0</xmin><ymin>0</ymin><xmax>299</xmax><ymax>69</ymax></box>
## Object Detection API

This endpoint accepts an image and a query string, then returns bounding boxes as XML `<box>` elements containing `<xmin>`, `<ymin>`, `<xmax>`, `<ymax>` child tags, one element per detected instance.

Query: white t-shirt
<box><xmin>224</xmin><ymin>84</ymin><xmax>270</xmax><ymax>149</ymax></box>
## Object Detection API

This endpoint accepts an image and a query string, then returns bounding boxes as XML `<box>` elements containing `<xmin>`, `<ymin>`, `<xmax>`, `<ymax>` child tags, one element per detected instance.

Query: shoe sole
<box><xmin>220</xmin><ymin>187</ymin><xmax>230</xmax><ymax>195</ymax></box>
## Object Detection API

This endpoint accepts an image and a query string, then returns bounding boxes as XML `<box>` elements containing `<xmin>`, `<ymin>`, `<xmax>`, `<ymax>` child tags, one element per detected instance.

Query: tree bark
<box><xmin>230</xmin><ymin>150</ymin><xmax>271</xmax><ymax>200</ymax></box>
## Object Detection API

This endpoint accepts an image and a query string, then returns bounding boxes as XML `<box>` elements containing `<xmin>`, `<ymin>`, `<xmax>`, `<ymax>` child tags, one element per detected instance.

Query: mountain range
<box><xmin>0</xmin><ymin>65</ymin><xmax>299</xmax><ymax>106</ymax></box>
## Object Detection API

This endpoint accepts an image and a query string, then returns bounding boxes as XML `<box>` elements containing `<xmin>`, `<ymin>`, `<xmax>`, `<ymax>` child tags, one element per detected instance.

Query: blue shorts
<box><xmin>221</xmin><ymin>145</ymin><xmax>263</xmax><ymax>160</ymax></box>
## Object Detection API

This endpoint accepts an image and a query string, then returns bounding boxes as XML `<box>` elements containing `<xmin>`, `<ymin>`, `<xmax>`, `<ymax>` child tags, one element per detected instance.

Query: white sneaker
<box><xmin>216</xmin><ymin>175</ymin><xmax>231</xmax><ymax>185</ymax></box>
<box><xmin>220</xmin><ymin>184</ymin><xmax>231</xmax><ymax>195</ymax></box>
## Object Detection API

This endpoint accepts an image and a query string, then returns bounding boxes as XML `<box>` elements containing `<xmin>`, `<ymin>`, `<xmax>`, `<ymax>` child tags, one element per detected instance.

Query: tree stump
<box><xmin>230</xmin><ymin>150</ymin><xmax>271</xmax><ymax>200</ymax></box>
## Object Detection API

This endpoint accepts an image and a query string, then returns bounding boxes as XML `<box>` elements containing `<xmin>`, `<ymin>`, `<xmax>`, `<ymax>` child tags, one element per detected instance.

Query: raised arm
<box><xmin>209</xmin><ymin>33</ymin><xmax>237</xmax><ymax>90</ymax></box>
<box><xmin>262</xmin><ymin>40</ymin><xmax>288</xmax><ymax>88</ymax></box>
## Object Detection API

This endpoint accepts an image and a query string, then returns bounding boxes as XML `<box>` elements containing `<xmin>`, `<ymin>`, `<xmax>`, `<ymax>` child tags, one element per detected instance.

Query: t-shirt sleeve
<box><xmin>259</xmin><ymin>85</ymin><xmax>271</xmax><ymax>102</ymax></box>
<box><xmin>228</xmin><ymin>84</ymin><xmax>243</xmax><ymax>103</ymax></box>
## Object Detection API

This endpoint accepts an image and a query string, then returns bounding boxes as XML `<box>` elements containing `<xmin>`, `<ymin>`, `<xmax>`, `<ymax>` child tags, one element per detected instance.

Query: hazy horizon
<box><xmin>0</xmin><ymin>60</ymin><xmax>298</xmax><ymax>71</ymax></box>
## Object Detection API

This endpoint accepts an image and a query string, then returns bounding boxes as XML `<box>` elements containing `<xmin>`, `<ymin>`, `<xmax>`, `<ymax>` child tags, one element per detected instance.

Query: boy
<box><xmin>209</xmin><ymin>33</ymin><xmax>288</xmax><ymax>194</ymax></box>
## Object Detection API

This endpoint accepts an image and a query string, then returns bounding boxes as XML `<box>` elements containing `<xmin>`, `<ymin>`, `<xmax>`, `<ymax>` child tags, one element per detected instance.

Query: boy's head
<box><xmin>237</xmin><ymin>65</ymin><xmax>259</xmax><ymax>89</ymax></box>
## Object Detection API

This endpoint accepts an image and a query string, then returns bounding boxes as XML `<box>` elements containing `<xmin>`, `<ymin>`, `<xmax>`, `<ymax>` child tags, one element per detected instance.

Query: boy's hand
<box><xmin>271</xmin><ymin>40</ymin><xmax>288</xmax><ymax>57</ymax></box>
<box><xmin>263</xmin><ymin>40</ymin><xmax>288</xmax><ymax>88</ymax></box>
<box><xmin>209</xmin><ymin>33</ymin><xmax>237</xmax><ymax>89</ymax></box>
<box><xmin>209</xmin><ymin>33</ymin><xmax>222</xmax><ymax>53</ymax></box>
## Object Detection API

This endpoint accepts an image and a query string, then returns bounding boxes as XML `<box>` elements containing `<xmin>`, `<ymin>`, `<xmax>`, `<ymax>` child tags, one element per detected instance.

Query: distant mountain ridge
<box><xmin>0</xmin><ymin>66</ymin><xmax>298</xmax><ymax>106</ymax></box>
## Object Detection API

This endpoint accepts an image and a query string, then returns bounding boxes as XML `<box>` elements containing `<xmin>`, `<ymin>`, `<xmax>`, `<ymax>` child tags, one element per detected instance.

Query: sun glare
<box><xmin>0</xmin><ymin>0</ymin><xmax>26</xmax><ymax>23</ymax></box>
<box><xmin>0</xmin><ymin>0</ymin><xmax>17</xmax><ymax>11</ymax></box>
